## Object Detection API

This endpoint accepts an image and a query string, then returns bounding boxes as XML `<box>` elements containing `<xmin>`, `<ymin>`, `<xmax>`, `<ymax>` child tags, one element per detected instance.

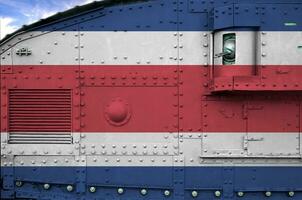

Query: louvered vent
<box><xmin>8</xmin><ymin>89</ymin><xmax>72</xmax><ymax>144</ymax></box>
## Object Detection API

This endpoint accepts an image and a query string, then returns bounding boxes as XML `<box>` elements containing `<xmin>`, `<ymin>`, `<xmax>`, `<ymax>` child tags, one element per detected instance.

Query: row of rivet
<box><xmin>12</xmin><ymin>181</ymin><xmax>299</xmax><ymax>198</ymax></box>
<box><xmin>15</xmin><ymin>181</ymin><xmax>74</xmax><ymax>192</ymax></box>
<box><xmin>15</xmin><ymin>181</ymin><xmax>171</xmax><ymax>196</ymax></box>
<box><xmin>89</xmin><ymin>187</ymin><xmax>171</xmax><ymax>197</ymax></box>
<box><xmin>191</xmin><ymin>190</ymin><xmax>296</xmax><ymax>198</ymax></box>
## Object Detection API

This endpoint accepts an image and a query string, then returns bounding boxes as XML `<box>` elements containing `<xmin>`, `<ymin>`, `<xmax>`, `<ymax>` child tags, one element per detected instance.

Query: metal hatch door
<box><xmin>246</xmin><ymin>100</ymin><xmax>300</xmax><ymax>157</ymax></box>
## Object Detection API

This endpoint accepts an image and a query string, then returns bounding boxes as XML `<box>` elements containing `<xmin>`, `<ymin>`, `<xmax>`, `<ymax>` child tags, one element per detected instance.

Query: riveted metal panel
<box><xmin>247</xmin><ymin>133</ymin><xmax>300</xmax><ymax>157</ymax></box>
<box><xmin>188</xmin><ymin>0</ymin><xmax>209</xmax><ymax>13</ymax></box>
<box><xmin>179</xmin><ymin>31</ymin><xmax>210</xmax><ymax>65</ymax></box>
<box><xmin>79</xmin><ymin>32</ymin><xmax>178</xmax><ymax>65</ymax></box>
<box><xmin>86</xmin><ymin>155</ymin><xmax>173</xmax><ymax>167</ymax></box>
<box><xmin>1</xmin><ymin>49</ymin><xmax>13</xmax><ymax>73</ymax></box>
<box><xmin>11</xmin><ymin>30</ymin><xmax>79</xmax><ymax>65</ymax></box>
<box><xmin>2</xmin><ymin>143</ymin><xmax>79</xmax><ymax>156</ymax></box>
<box><xmin>202</xmin><ymin>100</ymin><xmax>247</xmax><ymax>132</ymax></box>
<box><xmin>201</xmin><ymin>133</ymin><xmax>247</xmax><ymax>157</ymax></box>
<box><xmin>234</xmin><ymin>4</ymin><xmax>261</xmax><ymax>27</ymax></box>
<box><xmin>213</xmin><ymin>5</ymin><xmax>234</xmax><ymax>30</ymax></box>
<box><xmin>79</xmin><ymin>132</ymin><xmax>178</xmax><ymax>156</ymax></box>
<box><xmin>247</xmin><ymin>100</ymin><xmax>299</xmax><ymax>132</ymax></box>
<box><xmin>260</xmin><ymin>31</ymin><xmax>302</xmax><ymax>65</ymax></box>
<box><xmin>182</xmin><ymin>138</ymin><xmax>202</xmax><ymax>166</ymax></box>
<box><xmin>80</xmin><ymin>87</ymin><xmax>178</xmax><ymax>132</ymax></box>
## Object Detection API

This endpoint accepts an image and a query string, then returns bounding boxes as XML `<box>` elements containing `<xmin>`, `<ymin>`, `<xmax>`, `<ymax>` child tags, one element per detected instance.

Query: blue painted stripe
<box><xmin>33</xmin><ymin>0</ymin><xmax>302</xmax><ymax>32</ymax></box>
<box><xmin>1</xmin><ymin>166</ymin><xmax>302</xmax><ymax>199</ymax></box>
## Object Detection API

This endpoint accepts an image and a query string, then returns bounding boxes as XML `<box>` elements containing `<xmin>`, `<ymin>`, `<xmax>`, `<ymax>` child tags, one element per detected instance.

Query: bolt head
<box><xmin>215</xmin><ymin>190</ymin><xmax>221</xmax><ymax>197</ymax></box>
<box><xmin>89</xmin><ymin>186</ymin><xmax>96</xmax><ymax>193</ymax></box>
<box><xmin>191</xmin><ymin>190</ymin><xmax>198</xmax><ymax>198</ymax></box>
<box><xmin>237</xmin><ymin>191</ymin><xmax>244</xmax><ymax>197</ymax></box>
<box><xmin>140</xmin><ymin>189</ymin><xmax>147</xmax><ymax>196</ymax></box>
<box><xmin>43</xmin><ymin>183</ymin><xmax>50</xmax><ymax>190</ymax></box>
<box><xmin>164</xmin><ymin>190</ymin><xmax>170</xmax><ymax>196</ymax></box>
<box><xmin>15</xmin><ymin>181</ymin><xmax>23</xmax><ymax>187</ymax></box>
<box><xmin>66</xmin><ymin>185</ymin><xmax>73</xmax><ymax>192</ymax></box>
<box><xmin>117</xmin><ymin>188</ymin><xmax>124</xmax><ymax>194</ymax></box>
<box><xmin>265</xmin><ymin>191</ymin><xmax>272</xmax><ymax>197</ymax></box>
<box><xmin>288</xmin><ymin>191</ymin><xmax>294</xmax><ymax>197</ymax></box>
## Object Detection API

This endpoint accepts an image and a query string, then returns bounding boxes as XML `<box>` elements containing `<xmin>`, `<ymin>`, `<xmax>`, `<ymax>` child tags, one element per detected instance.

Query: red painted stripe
<box><xmin>1</xmin><ymin>65</ymin><xmax>302</xmax><ymax>132</ymax></box>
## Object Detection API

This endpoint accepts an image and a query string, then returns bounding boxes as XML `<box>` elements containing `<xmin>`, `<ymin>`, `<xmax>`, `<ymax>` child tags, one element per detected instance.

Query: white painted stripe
<box><xmin>1</xmin><ymin>31</ymin><xmax>301</xmax><ymax>66</ymax></box>
<box><xmin>1</xmin><ymin>132</ymin><xmax>301</xmax><ymax>167</ymax></box>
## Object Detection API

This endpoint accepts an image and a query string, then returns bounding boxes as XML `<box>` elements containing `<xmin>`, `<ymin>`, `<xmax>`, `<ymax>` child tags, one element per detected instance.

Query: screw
<box><xmin>215</xmin><ymin>190</ymin><xmax>221</xmax><ymax>197</ymax></box>
<box><xmin>265</xmin><ymin>191</ymin><xmax>272</xmax><ymax>197</ymax></box>
<box><xmin>140</xmin><ymin>189</ymin><xmax>147</xmax><ymax>196</ymax></box>
<box><xmin>288</xmin><ymin>191</ymin><xmax>294</xmax><ymax>197</ymax></box>
<box><xmin>89</xmin><ymin>186</ymin><xmax>96</xmax><ymax>193</ymax></box>
<box><xmin>15</xmin><ymin>181</ymin><xmax>23</xmax><ymax>187</ymax></box>
<box><xmin>164</xmin><ymin>190</ymin><xmax>170</xmax><ymax>196</ymax></box>
<box><xmin>43</xmin><ymin>183</ymin><xmax>50</xmax><ymax>190</ymax></box>
<box><xmin>117</xmin><ymin>188</ymin><xmax>124</xmax><ymax>194</ymax></box>
<box><xmin>237</xmin><ymin>191</ymin><xmax>244</xmax><ymax>197</ymax></box>
<box><xmin>66</xmin><ymin>185</ymin><xmax>73</xmax><ymax>192</ymax></box>
<box><xmin>192</xmin><ymin>190</ymin><xmax>198</xmax><ymax>197</ymax></box>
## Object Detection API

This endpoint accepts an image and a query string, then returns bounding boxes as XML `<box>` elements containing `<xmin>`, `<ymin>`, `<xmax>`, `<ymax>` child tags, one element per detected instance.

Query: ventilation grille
<box><xmin>8</xmin><ymin>89</ymin><xmax>72</xmax><ymax>144</ymax></box>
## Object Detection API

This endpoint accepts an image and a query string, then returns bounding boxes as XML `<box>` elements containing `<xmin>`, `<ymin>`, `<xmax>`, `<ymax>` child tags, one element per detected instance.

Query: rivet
<box><xmin>192</xmin><ymin>190</ymin><xmax>198</xmax><ymax>198</ymax></box>
<box><xmin>164</xmin><ymin>190</ymin><xmax>170</xmax><ymax>196</ymax></box>
<box><xmin>237</xmin><ymin>191</ymin><xmax>244</xmax><ymax>197</ymax></box>
<box><xmin>288</xmin><ymin>191</ymin><xmax>295</xmax><ymax>197</ymax></box>
<box><xmin>265</xmin><ymin>191</ymin><xmax>272</xmax><ymax>197</ymax></box>
<box><xmin>66</xmin><ymin>185</ymin><xmax>73</xmax><ymax>192</ymax></box>
<box><xmin>215</xmin><ymin>190</ymin><xmax>221</xmax><ymax>197</ymax></box>
<box><xmin>43</xmin><ymin>183</ymin><xmax>50</xmax><ymax>190</ymax></box>
<box><xmin>89</xmin><ymin>186</ymin><xmax>96</xmax><ymax>193</ymax></box>
<box><xmin>117</xmin><ymin>188</ymin><xmax>124</xmax><ymax>194</ymax></box>
<box><xmin>140</xmin><ymin>189</ymin><xmax>147</xmax><ymax>196</ymax></box>
<box><xmin>15</xmin><ymin>181</ymin><xmax>23</xmax><ymax>187</ymax></box>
